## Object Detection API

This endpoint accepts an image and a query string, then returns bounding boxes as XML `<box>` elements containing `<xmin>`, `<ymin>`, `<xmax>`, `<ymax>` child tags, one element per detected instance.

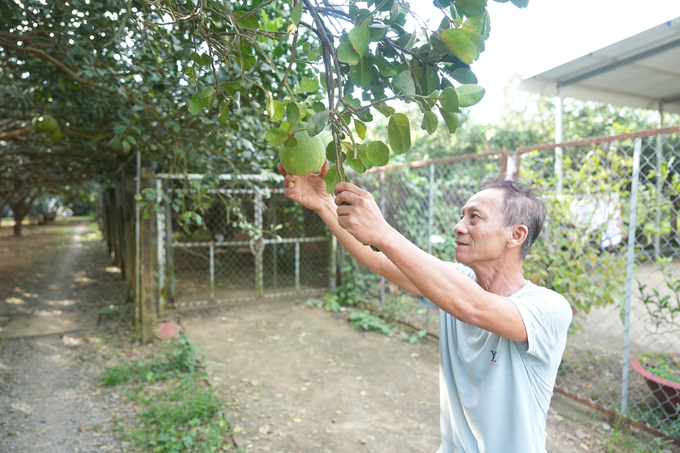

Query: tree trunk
<box><xmin>13</xmin><ymin>216</ymin><xmax>23</xmax><ymax>237</ymax></box>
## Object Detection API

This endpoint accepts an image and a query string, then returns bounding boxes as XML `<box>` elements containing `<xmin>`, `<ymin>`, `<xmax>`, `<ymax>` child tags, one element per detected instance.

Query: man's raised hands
<box><xmin>278</xmin><ymin>159</ymin><xmax>331</xmax><ymax>212</ymax></box>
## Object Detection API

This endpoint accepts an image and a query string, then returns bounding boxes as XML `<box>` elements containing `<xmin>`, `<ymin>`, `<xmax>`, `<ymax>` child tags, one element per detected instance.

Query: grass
<box><xmin>601</xmin><ymin>418</ymin><xmax>676</xmax><ymax>453</ymax></box>
<box><xmin>99</xmin><ymin>335</ymin><xmax>242</xmax><ymax>452</ymax></box>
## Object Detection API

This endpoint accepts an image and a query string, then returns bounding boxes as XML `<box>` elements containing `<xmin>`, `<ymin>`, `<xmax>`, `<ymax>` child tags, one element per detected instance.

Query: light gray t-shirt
<box><xmin>420</xmin><ymin>263</ymin><xmax>572</xmax><ymax>453</ymax></box>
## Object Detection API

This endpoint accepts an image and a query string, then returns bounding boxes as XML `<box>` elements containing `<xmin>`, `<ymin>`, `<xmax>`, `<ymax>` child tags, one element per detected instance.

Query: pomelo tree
<box><xmin>1</xmin><ymin>0</ymin><xmax>529</xmax><ymax>232</ymax></box>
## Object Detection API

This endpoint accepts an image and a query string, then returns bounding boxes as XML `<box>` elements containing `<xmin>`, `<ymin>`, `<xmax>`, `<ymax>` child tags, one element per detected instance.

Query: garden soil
<box><xmin>0</xmin><ymin>221</ymin><xmax>677</xmax><ymax>452</ymax></box>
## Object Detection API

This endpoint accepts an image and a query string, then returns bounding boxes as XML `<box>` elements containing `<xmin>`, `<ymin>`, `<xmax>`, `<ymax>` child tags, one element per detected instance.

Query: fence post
<box><xmin>426</xmin><ymin>164</ymin><xmax>435</xmax><ymax>332</ymax></box>
<box><xmin>654</xmin><ymin>108</ymin><xmax>664</xmax><ymax>260</ymax></box>
<box><xmin>379</xmin><ymin>171</ymin><xmax>386</xmax><ymax>310</ymax></box>
<box><xmin>330</xmin><ymin>236</ymin><xmax>337</xmax><ymax>289</ymax></box>
<box><xmin>209</xmin><ymin>243</ymin><xmax>215</xmax><ymax>300</ymax></box>
<box><xmin>254</xmin><ymin>188</ymin><xmax>264</xmax><ymax>297</ymax></box>
<box><xmin>621</xmin><ymin>137</ymin><xmax>642</xmax><ymax>415</ymax></box>
<box><xmin>140</xmin><ymin>167</ymin><xmax>155</xmax><ymax>344</ymax></box>
<box><xmin>124</xmin><ymin>177</ymin><xmax>136</xmax><ymax>301</ymax></box>
<box><xmin>295</xmin><ymin>241</ymin><xmax>300</xmax><ymax>294</ymax></box>
<box><xmin>156</xmin><ymin>177</ymin><xmax>166</xmax><ymax>317</ymax></box>
<box><xmin>555</xmin><ymin>86</ymin><xmax>564</xmax><ymax>193</ymax></box>
<box><xmin>164</xmin><ymin>199</ymin><xmax>175</xmax><ymax>305</ymax></box>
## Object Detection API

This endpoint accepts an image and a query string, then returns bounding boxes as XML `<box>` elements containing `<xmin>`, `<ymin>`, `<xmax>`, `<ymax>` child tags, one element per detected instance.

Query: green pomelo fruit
<box><xmin>278</xmin><ymin>123</ymin><xmax>325</xmax><ymax>176</ymax></box>
<box><xmin>34</xmin><ymin>114</ymin><xmax>61</xmax><ymax>134</ymax></box>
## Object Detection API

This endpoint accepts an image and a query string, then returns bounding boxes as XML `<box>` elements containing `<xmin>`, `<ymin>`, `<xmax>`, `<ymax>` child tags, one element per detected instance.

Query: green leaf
<box><xmin>463</xmin><ymin>15</ymin><xmax>491</xmax><ymax>40</ymax></box>
<box><xmin>286</xmin><ymin>103</ymin><xmax>301</xmax><ymax>124</ymax></box>
<box><xmin>375</xmin><ymin>104</ymin><xmax>396</xmax><ymax>117</ymax></box>
<box><xmin>291</xmin><ymin>2</ymin><xmax>303</xmax><ymax>25</ymax></box>
<box><xmin>455</xmin><ymin>84</ymin><xmax>485</xmax><ymax>107</ymax></box>
<box><xmin>393</xmin><ymin>71</ymin><xmax>415</xmax><ymax>96</ymax></box>
<box><xmin>440</xmin><ymin>108</ymin><xmax>460</xmax><ymax>133</ymax></box>
<box><xmin>307</xmin><ymin>111</ymin><xmax>329</xmax><ymax>137</ymax></box>
<box><xmin>201</xmin><ymin>86</ymin><xmax>216</xmax><ymax>108</ymax></box>
<box><xmin>201</xmin><ymin>53</ymin><xmax>211</xmax><ymax>67</ymax></box>
<box><xmin>312</xmin><ymin>101</ymin><xmax>325</xmax><ymax>113</ymax></box>
<box><xmin>454</xmin><ymin>0</ymin><xmax>486</xmax><ymax>17</ymax></box>
<box><xmin>365</xmin><ymin>141</ymin><xmax>389</xmax><ymax>166</ymax></box>
<box><xmin>122</xmin><ymin>140</ymin><xmax>131</xmax><ymax>153</ymax></box>
<box><xmin>337</xmin><ymin>42</ymin><xmax>361</xmax><ymax>65</ymax></box>
<box><xmin>347</xmin><ymin>150</ymin><xmax>366</xmax><ymax>173</ymax></box>
<box><xmin>349</xmin><ymin>25</ymin><xmax>369</xmax><ymax>57</ymax></box>
<box><xmin>266</xmin><ymin>128</ymin><xmax>288</xmax><ymax>147</ymax></box>
<box><xmin>440</xmin><ymin>28</ymin><xmax>485</xmax><ymax>64</ymax></box>
<box><xmin>449</xmin><ymin>68</ymin><xmax>478</xmax><ymax>84</ymax></box>
<box><xmin>368</xmin><ymin>25</ymin><xmax>387</xmax><ymax>42</ymax></box>
<box><xmin>326</xmin><ymin>141</ymin><xmax>337</xmax><ymax>163</ymax></box>
<box><xmin>421</xmin><ymin>111</ymin><xmax>438</xmax><ymax>135</ymax></box>
<box><xmin>388</xmin><ymin>113</ymin><xmax>411</xmax><ymax>154</ymax></box>
<box><xmin>284</xmin><ymin>136</ymin><xmax>298</xmax><ymax>147</ymax></box>
<box><xmin>218</xmin><ymin>100</ymin><xmax>230</xmax><ymax>123</ymax></box>
<box><xmin>371</xmin><ymin>56</ymin><xmax>399</xmax><ymax>77</ymax></box>
<box><xmin>510</xmin><ymin>0</ymin><xmax>528</xmax><ymax>8</ymax></box>
<box><xmin>355</xmin><ymin>119</ymin><xmax>367</xmax><ymax>139</ymax></box>
<box><xmin>350</xmin><ymin>58</ymin><xmax>373</xmax><ymax>88</ymax></box>
<box><xmin>325</xmin><ymin>166</ymin><xmax>341</xmax><ymax>193</ymax></box>
<box><xmin>221</xmin><ymin>82</ymin><xmax>245</xmax><ymax>96</ymax></box>
<box><xmin>439</xmin><ymin>86</ymin><xmax>460</xmax><ymax>112</ymax></box>
<box><xmin>233</xmin><ymin>11</ymin><xmax>260</xmax><ymax>30</ymax></box>
<box><xmin>414</xmin><ymin>62</ymin><xmax>440</xmax><ymax>95</ymax></box>
<box><xmin>267</xmin><ymin>99</ymin><xmax>285</xmax><ymax>121</ymax></box>
<box><xmin>296</xmin><ymin>76</ymin><xmax>319</xmax><ymax>94</ymax></box>
<box><xmin>113</xmin><ymin>125</ymin><xmax>126</xmax><ymax>134</ymax></box>
<box><xmin>357</xmin><ymin>146</ymin><xmax>373</xmax><ymax>170</ymax></box>
<box><xmin>188</xmin><ymin>93</ymin><xmax>203</xmax><ymax>115</ymax></box>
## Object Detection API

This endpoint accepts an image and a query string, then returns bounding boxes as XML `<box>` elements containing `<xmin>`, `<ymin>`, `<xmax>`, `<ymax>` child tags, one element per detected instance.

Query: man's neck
<box><xmin>468</xmin><ymin>260</ymin><xmax>527</xmax><ymax>297</ymax></box>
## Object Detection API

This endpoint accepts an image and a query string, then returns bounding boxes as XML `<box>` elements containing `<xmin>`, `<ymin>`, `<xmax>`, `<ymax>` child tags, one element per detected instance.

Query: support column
<box><xmin>654</xmin><ymin>103</ymin><xmax>665</xmax><ymax>260</ymax></box>
<box><xmin>140</xmin><ymin>167</ymin><xmax>155</xmax><ymax>344</ymax></box>
<box><xmin>621</xmin><ymin>138</ymin><xmax>642</xmax><ymax>415</ymax></box>
<box><xmin>555</xmin><ymin>86</ymin><xmax>564</xmax><ymax>193</ymax></box>
<box><xmin>156</xmin><ymin>177</ymin><xmax>166</xmax><ymax>317</ymax></box>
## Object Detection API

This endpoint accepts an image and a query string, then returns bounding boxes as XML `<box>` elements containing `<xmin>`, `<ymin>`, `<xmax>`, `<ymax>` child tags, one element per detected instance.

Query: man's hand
<box><xmin>334</xmin><ymin>182</ymin><xmax>390</xmax><ymax>247</ymax></box>
<box><xmin>278</xmin><ymin>159</ymin><xmax>332</xmax><ymax>212</ymax></box>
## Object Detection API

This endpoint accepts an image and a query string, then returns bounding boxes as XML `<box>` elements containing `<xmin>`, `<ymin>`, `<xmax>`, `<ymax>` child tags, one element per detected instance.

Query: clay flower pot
<box><xmin>630</xmin><ymin>354</ymin><xmax>680</xmax><ymax>412</ymax></box>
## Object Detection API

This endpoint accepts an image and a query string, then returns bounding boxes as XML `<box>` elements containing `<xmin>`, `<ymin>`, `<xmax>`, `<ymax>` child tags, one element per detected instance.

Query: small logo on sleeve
<box><xmin>490</xmin><ymin>350</ymin><xmax>498</xmax><ymax>366</ymax></box>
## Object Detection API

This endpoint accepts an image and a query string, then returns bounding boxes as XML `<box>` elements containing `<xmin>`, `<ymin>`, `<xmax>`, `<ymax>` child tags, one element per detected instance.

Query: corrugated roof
<box><xmin>518</xmin><ymin>17</ymin><xmax>680</xmax><ymax>114</ymax></box>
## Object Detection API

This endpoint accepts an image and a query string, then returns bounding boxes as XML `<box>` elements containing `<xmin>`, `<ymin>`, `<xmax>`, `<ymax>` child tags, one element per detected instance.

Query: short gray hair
<box><xmin>479</xmin><ymin>177</ymin><xmax>546</xmax><ymax>260</ymax></box>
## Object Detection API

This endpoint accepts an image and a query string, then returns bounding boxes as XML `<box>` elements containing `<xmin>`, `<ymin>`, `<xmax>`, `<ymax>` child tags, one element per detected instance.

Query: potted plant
<box><xmin>634</xmin><ymin>256</ymin><xmax>680</xmax><ymax>412</ymax></box>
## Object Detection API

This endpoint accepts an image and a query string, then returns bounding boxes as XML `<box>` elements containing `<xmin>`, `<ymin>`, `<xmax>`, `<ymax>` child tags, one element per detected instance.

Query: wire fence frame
<box><xmin>154</xmin><ymin>173</ymin><xmax>333</xmax><ymax>309</ymax></box>
<box><xmin>515</xmin><ymin>124</ymin><xmax>680</xmax><ymax>443</ymax></box>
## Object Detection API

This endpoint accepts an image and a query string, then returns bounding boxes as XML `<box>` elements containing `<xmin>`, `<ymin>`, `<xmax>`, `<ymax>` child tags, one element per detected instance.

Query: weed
<box><xmin>99</xmin><ymin>304</ymin><xmax>129</xmax><ymax>322</ymax></box>
<box><xmin>99</xmin><ymin>335</ymin><xmax>235</xmax><ymax>452</ymax></box>
<box><xmin>349</xmin><ymin>311</ymin><xmax>394</xmax><ymax>337</ymax></box>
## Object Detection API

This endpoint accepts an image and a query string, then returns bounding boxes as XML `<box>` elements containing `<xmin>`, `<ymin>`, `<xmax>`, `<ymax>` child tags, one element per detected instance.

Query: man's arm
<box><xmin>278</xmin><ymin>161</ymin><xmax>423</xmax><ymax>296</ymax></box>
<box><xmin>315</xmin><ymin>197</ymin><xmax>425</xmax><ymax>296</ymax></box>
<box><xmin>334</xmin><ymin>182</ymin><xmax>528</xmax><ymax>343</ymax></box>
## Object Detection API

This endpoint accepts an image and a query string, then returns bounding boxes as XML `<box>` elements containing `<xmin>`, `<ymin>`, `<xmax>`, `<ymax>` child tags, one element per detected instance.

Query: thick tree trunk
<box><xmin>12</xmin><ymin>207</ymin><xmax>28</xmax><ymax>237</ymax></box>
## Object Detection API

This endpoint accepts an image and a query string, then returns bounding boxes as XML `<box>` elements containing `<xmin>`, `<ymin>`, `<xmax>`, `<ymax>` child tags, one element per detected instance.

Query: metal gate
<box><xmin>155</xmin><ymin>174</ymin><xmax>332</xmax><ymax>309</ymax></box>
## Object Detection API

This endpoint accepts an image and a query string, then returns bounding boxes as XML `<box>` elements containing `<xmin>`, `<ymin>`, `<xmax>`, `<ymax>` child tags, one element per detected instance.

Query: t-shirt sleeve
<box><xmin>417</xmin><ymin>262</ymin><xmax>476</xmax><ymax>308</ymax></box>
<box><xmin>510</xmin><ymin>291</ymin><xmax>572</xmax><ymax>363</ymax></box>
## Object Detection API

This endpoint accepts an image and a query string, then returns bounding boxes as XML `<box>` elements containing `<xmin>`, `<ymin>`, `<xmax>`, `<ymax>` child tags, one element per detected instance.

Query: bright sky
<box><xmin>423</xmin><ymin>0</ymin><xmax>680</xmax><ymax>124</ymax></box>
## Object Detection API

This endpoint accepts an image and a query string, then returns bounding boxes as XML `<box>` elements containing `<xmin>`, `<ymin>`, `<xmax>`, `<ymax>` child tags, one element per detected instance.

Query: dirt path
<box><xmin>182</xmin><ymin>298</ymin><xmax>675</xmax><ymax>453</ymax></box>
<box><xmin>0</xmin><ymin>221</ymin><xmax>129</xmax><ymax>452</ymax></box>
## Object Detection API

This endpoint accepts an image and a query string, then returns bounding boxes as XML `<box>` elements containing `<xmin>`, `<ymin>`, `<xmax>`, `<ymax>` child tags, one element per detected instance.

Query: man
<box><xmin>278</xmin><ymin>160</ymin><xmax>572</xmax><ymax>453</ymax></box>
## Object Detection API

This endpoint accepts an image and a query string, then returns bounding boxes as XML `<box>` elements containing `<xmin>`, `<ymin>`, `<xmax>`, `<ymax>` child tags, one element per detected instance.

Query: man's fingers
<box><xmin>334</xmin><ymin>182</ymin><xmax>363</xmax><ymax>197</ymax></box>
<box><xmin>334</xmin><ymin>190</ymin><xmax>362</xmax><ymax>207</ymax></box>
<box><xmin>277</xmin><ymin>163</ymin><xmax>288</xmax><ymax>177</ymax></box>
<box><xmin>317</xmin><ymin>159</ymin><xmax>329</xmax><ymax>178</ymax></box>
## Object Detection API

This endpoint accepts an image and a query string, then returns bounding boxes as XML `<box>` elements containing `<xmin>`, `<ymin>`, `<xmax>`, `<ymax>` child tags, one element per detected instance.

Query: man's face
<box><xmin>453</xmin><ymin>188</ymin><xmax>512</xmax><ymax>265</ymax></box>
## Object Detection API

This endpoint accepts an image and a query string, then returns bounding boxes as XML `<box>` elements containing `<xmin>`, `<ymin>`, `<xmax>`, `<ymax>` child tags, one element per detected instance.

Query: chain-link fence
<box><xmin>156</xmin><ymin>175</ymin><xmax>332</xmax><ymax>308</ymax></box>
<box><xmin>516</xmin><ymin>125</ymin><xmax>680</xmax><ymax>439</ymax></box>
<box><xmin>346</xmin><ymin>151</ymin><xmax>509</xmax><ymax>334</ymax></box>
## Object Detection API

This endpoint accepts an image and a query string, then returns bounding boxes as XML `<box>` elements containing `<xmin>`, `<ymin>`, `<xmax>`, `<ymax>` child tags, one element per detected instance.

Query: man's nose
<box><xmin>453</xmin><ymin>219</ymin><xmax>466</xmax><ymax>236</ymax></box>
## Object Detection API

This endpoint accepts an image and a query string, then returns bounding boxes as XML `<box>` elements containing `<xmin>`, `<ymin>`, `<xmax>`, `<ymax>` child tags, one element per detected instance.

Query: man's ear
<box><xmin>508</xmin><ymin>224</ymin><xmax>529</xmax><ymax>251</ymax></box>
